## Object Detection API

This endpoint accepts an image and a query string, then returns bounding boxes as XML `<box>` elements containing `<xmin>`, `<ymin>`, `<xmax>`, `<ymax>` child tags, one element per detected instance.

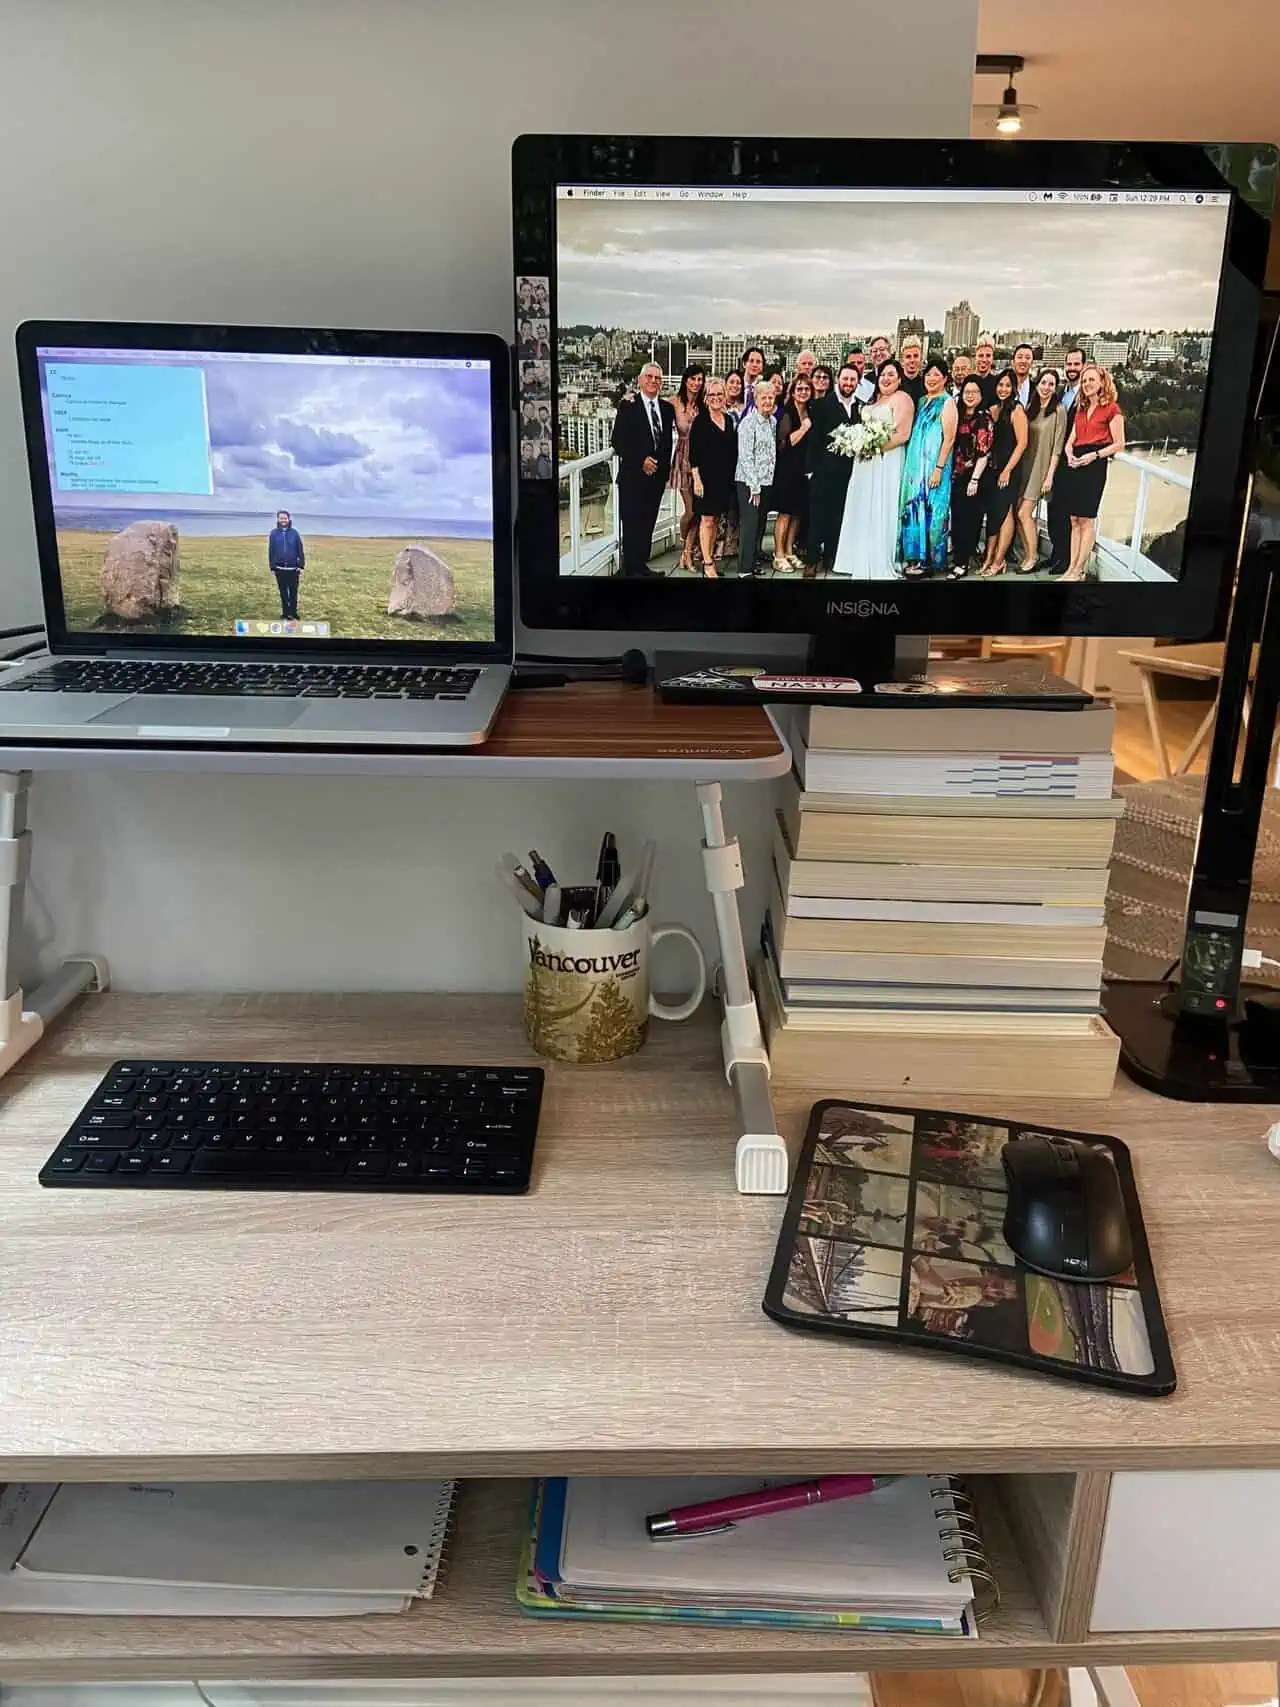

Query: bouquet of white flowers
<box><xmin>829</xmin><ymin>417</ymin><xmax>893</xmax><ymax>461</ymax></box>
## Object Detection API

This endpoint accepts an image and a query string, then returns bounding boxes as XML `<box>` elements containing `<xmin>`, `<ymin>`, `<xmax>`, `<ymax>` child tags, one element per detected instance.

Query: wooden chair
<box><xmin>980</xmin><ymin>635</ymin><xmax>1072</xmax><ymax>677</ymax></box>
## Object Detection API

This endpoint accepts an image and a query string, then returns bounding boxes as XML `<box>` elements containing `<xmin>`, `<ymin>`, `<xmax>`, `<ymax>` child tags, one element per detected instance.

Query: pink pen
<box><xmin>645</xmin><ymin>1475</ymin><xmax>895</xmax><ymax>1540</ymax></box>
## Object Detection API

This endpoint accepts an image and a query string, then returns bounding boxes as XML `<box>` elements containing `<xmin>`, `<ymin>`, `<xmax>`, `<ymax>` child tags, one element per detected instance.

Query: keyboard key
<box><xmin>49</xmin><ymin>1149</ymin><xmax>86</xmax><ymax>1173</ymax></box>
<box><xmin>152</xmin><ymin>1151</ymin><xmax>192</xmax><ymax>1174</ymax></box>
<box><xmin>84</xmin><ymin>1152</ymin><xmax>118</xmax><ymax>1174</ymax></box>
<box><xmin>350</xmin><ymin>1155</ymin><xmax>388</xmax><ymax>1179</ymax></box>
<box><xmin>119</xmin><ymin>1153</ymin><xmax>150</xmax><ymax>1174</ymax></box>
<box><xmin>190</xmin><ymin>1150</ymin><xmax>345</xmax><ymax>1181</ymax></box>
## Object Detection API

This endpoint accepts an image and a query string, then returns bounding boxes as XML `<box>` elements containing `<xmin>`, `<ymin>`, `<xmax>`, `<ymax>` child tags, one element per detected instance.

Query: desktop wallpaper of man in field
<box><xmin>43</xmin><ymin>351</ymin><xmax>497</xmax><ymax>643</ymax></box>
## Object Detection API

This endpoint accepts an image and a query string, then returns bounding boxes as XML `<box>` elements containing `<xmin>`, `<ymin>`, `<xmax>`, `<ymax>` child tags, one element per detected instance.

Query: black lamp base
<box><xmin>1104</xmin><ymin>979</ymin><xmax>1280</xmax><ymax>1102</ymax></box>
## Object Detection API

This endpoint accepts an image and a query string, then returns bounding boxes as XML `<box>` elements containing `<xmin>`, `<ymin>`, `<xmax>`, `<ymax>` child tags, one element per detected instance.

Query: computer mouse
<box><xmin>1001</xmin><ymin>1134</ymin><xmax>1132</xmax><ymax>1282</ymax></box>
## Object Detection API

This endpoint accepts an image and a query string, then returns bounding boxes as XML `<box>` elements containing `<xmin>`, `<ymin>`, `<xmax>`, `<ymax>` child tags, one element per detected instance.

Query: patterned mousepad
<box><xmin>764</xmin><ymin>1100</ymin><xmax>1175</xmax><ymax>1396</ymax></box>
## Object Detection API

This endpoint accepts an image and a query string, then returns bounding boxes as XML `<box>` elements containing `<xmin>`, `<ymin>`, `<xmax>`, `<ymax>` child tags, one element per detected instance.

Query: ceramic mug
<box><xmin>521</xmin><ymin>915</ymin><xmax>707</xmax><ymax>1063</ymax></box>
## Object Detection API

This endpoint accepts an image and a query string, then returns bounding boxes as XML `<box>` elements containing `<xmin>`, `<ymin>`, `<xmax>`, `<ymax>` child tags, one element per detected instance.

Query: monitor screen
<box><xmin>31</xmin><ymin>342</ymin><xmax>499</xmax><ymax>646</ymax></box>
<box><xmin>545</xmin><ymin>183</ymin><xmax>1232</xmax><ymax>589</ymax></box>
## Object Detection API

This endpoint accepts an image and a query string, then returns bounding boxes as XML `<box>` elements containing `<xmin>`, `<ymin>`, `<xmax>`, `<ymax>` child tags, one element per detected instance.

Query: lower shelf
<box><xmin>0</xmin><ymin>1481</ymin><xmax>1276</xmax><ymax>1683</ymax></box>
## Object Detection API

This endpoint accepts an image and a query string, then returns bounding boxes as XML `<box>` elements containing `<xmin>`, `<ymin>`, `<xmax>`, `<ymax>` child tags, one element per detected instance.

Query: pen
<box><xmin>528</xmin><ymin>850</ymin><xmax>557</xmax><ymax>892</ymax></box>
<box><xmin>497</xmin><ymin>864</ymin><xmax>544</xmax><ymax>921</ymax></box>
<box><xmin>500</xmin><ymin>853</ymin><xmax>543</xmax><ymax>905</ymax></box>
<box><xmin>645</xmin><ymin>1476</ymin><xmax>896</xmax><ymax>1540</ymax></box>
<box><xmin>633</xmin><ymin>838</ymin><xmax>656</xmax><ymax>912</ymax></box>
<box><xmin>596</xmin><ymin>831</ymin><xmax>621</xmax><ymax>897</ymax></box>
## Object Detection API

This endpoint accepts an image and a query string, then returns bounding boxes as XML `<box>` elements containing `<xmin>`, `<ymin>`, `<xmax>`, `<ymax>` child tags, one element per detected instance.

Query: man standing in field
<box><xmin>267</xmin><ymin>509</ymin><xmax>305</xmax><ymax>621</ymax></box>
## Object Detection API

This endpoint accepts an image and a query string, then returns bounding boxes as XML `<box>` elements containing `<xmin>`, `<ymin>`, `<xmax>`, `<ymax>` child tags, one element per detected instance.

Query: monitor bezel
<box><xmin>512</xmin><ymin>134</ymin><xmax>1274</xmax><ymax>641</ymax></box>
<box><xmin>15</xmin><ymin>319</ymin><xmax>514</xmax><ymax>661</ymax></box>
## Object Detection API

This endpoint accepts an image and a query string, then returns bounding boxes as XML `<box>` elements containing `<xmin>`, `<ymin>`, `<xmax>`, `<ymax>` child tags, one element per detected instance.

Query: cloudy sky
<box><xmin>51</xmin><ymin>356</ymin><xmax>493</xmax><ymax>525</ymax></box>
<box><xmin>557</xmin><ymin>198</ymin><xmax>1229</xmax><ymax>336</ymax></box>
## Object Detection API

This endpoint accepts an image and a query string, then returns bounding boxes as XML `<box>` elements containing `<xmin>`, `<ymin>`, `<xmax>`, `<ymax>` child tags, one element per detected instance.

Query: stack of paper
<box><xmin>518</xmin><ymin>1477</ymin><xmax>981</xmax><ymax>1635</ymax></box>
<box><xmin>0</xmin><ymin>1480</ymin><xmax>455</xmax><ymax>1616</ymax></box>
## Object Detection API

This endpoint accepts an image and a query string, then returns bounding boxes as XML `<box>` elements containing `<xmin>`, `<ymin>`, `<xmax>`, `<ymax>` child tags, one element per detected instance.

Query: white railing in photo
<box><xmin>559</xmin><ymin>449</ymin><xmax>680</xmax><ymax>576</ymax></box>
<box><xmin>558</xmin><ymin>445</ymin><xmax>1190</xmax><ymax>582</ymax></box>
<box><xmin>1094</xmin><ymin>450</ymin><xmax>1192</xmax><ymax>583</ymax></box>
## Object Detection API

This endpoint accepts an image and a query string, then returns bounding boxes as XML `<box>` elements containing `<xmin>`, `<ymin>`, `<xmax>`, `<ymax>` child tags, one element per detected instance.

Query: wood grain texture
<box><xmin>996</xmin><ymin>1474</ymin><xmax>1112</xmax><ymax>1642</ymax></box>
<box><xmin>1</xmin><ymin>993</ymin><xmax>1280</xmax><ymax>1480</ymax></box>
<box><xmin>1055</xmin><ymin>1474</ymin><xmax>1113</xmax><ymax>1642</ymax></box>
<box><xmin>998</xmin><ymin>1476</ymin><xmax>1080</xmax><ymax>1635</ymax></box>
<box><xmin>482</xmin><ymin>683</ymin><xmax>786</xmax><ymax>764</ymax></box>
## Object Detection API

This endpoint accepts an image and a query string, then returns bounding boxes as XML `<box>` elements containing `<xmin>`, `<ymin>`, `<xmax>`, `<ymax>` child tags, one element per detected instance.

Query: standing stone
<box><xmin>387</xmin><ymin>545</ymin><xmax>455</xmax><ymax>619</ymax></box>
<box><xmin>101</xmin><ymin>521</ymin><xmax>180</xmax><ymax>621</ymax></box>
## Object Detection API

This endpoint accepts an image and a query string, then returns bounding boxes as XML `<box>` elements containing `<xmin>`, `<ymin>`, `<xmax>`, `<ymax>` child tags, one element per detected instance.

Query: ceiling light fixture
<box><xmin>974</xmin><ymin>54</ymin><xmax>1039</xmax><ymax>138</ymax></box>
<box><xmin>995</xmin><ymin>83</ymin><xmax>1023</xmax><ymax>135</ymax></box>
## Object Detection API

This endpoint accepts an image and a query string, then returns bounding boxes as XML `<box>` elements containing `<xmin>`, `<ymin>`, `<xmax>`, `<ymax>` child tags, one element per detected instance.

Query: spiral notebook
<box><xmin>520</xmin><ymin>1475</ymin><xmax>993</xmax><ymax>1634</ymax></box>
<box><xmin>0</xmin><ymin>1480</ymin><xmax>456</xmax><ymax>1615</ymax></box>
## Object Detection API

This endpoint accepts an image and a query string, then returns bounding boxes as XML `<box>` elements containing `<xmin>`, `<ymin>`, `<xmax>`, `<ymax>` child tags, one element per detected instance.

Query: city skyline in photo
<box><xmin>556</xmin><ymin>198</ymin><xmax>1230</xmax><ymax>337</ymax></box>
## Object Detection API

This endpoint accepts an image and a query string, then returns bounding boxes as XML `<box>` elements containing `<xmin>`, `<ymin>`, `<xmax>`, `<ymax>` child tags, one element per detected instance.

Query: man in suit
<box><xmin>1012</xmin><ymin>343</ymin><xmax>1037</xmax><ymax>408</ymax></box>
<box><xmin>807</xmin><ymin>363</ymin><xmax>861</xmax><ymax>574</ymax></box>
<box><xmin>866</xmin><ymin>336</ymin><xmax>892</xmax><ymax>383</ymax></box>
<box><xmin>1045</xmin><ymin>347</ymin><xmax>1086</xmax><ymax>572</ymax></box>
<box><xmin>611</xmin><ymin>362</ymin><xmax>675</xmax><ymax>578</ymax></box>
<box><xmin>973</xmin><ymin>337</ymin><xmax>998</xmax><ymax>404</ymax></box>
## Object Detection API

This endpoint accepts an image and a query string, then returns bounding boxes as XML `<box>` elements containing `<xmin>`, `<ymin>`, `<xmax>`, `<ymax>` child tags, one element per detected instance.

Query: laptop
<box><xmin>4</xmin><ymin>321</ymin><xmax>514</xmax><ymax>747</ymax></box>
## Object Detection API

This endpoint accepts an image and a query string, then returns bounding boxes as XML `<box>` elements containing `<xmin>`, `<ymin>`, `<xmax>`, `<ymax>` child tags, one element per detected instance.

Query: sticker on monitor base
<box><xmin>751</xmin><ymin>675</ymin><xmax>861</xmax><ymax>694</ymax></box>
<box><xmin>874</xmin><ymin>678</ymin><xmax>940</xmax><ymax>695</ymax></box>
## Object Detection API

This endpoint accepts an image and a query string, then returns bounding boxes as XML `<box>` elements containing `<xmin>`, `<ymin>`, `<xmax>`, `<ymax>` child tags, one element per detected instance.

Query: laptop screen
<box><xmin>32</xmin><ymin>344</ymin><xmax>499</xmax><ymax>646</ymax></box>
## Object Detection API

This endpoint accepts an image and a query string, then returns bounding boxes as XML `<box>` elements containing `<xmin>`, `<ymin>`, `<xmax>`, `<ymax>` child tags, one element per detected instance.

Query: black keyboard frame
<box><xmin>39</xmin><ymin>1059</ymin><xmax>544</xmax><ymax>1195</ymax></box>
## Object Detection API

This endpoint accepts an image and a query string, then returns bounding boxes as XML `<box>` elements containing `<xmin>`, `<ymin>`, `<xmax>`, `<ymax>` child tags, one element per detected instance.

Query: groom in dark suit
<box><xmin>611</xmin><ymin>362</ymin><xmax>676</xmax><ymax>578</ymax></box>
<box><xmin>807</xmin><ymin>363</ymin><xmax>861</xmax><ymax>574</ymax></box>
<box><xmin>1045</xmin><ymin>347</ymin><xmax>1086</xmax><ymax>572</ymax></box>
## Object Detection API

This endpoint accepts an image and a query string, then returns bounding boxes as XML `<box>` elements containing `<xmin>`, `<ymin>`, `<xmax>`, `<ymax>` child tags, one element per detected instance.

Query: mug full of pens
<box><xmin>500</xmin><ymin>836</ymin><xmax>707</xmax><ymax>1064</ymax></box>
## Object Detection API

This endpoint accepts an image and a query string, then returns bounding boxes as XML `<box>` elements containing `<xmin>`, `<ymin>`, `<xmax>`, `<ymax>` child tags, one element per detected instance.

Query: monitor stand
<box><xmin>653</xmin><ymin>631</ymin><xmax>901</xmax><ymax>704</ymax></box>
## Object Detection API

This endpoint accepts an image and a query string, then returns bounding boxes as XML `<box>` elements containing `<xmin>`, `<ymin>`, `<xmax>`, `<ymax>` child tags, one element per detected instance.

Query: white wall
<box><xmin>0</xmin><ymin>0</ymin><xmax>979</xmax><ymax>991</ymax></box>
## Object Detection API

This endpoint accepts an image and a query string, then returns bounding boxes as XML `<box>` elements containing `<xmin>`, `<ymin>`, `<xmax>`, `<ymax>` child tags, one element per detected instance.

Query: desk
<box><xmin>0</xmin><ymin>994</ymin><xmax>1278</xmax><ymax>1682</ymax></box>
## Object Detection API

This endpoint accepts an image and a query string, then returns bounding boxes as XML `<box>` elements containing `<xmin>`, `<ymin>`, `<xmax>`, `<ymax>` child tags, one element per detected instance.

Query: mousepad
<box><xmin>763</xmin><ymin>1099</ymin><xmax>1175</xmax><ymax>1396</ymax></box>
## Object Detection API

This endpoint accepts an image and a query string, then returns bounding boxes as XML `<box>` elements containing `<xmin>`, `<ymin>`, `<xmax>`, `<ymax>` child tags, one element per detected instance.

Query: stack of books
<box><xmin>0</xmin><ymin>1479</ymin><xmax>455</xmax><ymax>1615</ymax></box>
<box><xmin>761</xmin><ymin>701</ymin><xmax>1125</xmax><ymax>1098</ymax></box>
<box><xmin>519</xmin><ymin>1475</ymin><xmax>988</xmax><ymax>1635</ymax></box>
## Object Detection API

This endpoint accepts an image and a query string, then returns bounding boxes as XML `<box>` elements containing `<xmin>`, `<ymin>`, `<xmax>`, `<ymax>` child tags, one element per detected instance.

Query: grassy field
<box><xmin>58</xmin><ymin>531</ymin><xmax>496</xmax><ymax>643</ymax></box>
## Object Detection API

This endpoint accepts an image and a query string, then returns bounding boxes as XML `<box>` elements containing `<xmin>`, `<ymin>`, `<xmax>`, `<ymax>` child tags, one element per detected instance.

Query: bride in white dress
<box><xmin>830</xmin><ymin>360</ymin><xmax>916</xmax><ymax>580</ymax></box>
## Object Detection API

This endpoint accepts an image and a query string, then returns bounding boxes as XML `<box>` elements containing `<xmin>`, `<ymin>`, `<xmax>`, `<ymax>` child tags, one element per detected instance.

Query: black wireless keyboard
<box><xmin>39</xmin><ymin>1060</ymin><xmax>544</xmax><ymax>1193</ymax></box>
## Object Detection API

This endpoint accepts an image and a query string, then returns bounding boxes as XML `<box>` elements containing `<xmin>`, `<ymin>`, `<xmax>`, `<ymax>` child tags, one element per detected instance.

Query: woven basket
<box><xmin>1105</xmin><ymin>775</ymin><xmax>1280</xmax><ymax>983</ymax></box>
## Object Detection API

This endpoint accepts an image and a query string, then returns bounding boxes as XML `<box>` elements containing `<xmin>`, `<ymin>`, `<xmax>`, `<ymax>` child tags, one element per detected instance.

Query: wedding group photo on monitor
<box><xmin>551</xmin><ymin>185</ymin><xmax>1232</xmax><ymax>588</ymax></box>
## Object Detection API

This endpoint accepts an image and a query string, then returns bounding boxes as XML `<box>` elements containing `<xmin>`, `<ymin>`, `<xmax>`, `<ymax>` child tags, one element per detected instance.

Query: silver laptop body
<box><xmin>6</xmin><ymin>321</ymin><xmax>515</xmax><ymax>749</ymax></box>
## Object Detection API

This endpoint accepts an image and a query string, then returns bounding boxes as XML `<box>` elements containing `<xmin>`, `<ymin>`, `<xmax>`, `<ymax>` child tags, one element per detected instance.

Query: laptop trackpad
<box><xmin>89</xmin><ymin>697</ymin><xmax>309</xmax><ymax>731</ymax></box>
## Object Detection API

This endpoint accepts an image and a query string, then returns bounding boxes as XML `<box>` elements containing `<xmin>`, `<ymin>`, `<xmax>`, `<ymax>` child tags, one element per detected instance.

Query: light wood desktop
<box><xmin>0</xmin><ymin>993</ymin><xmax>1277</xmax><ymax>1683</ymax></box>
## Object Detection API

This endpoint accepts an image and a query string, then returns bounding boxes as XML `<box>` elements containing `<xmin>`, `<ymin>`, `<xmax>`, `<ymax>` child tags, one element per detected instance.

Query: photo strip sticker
<box><xmin>813</xmin><ymin>1103</ymin><xmax>914</xmax><ymax>1176</ymax></box>
<box><xmin>906</xmin><ymin>1254</ymin><xmax>1028</xmax><ymax>1354</ymax></box>
<box><xmin>782</xmin><ymin>1235</ymin><xmax>903</xmax><ymax>1327</ymax></box>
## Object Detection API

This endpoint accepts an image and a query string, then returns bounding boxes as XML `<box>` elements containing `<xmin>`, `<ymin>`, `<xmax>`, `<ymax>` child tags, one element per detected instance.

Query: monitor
<box><xmin>16</xmin><ymin>322</ymin><xmax>512</xmax><ymax>659</ymax></box>
<box><xmin>512</xmin><ymin>137</ymin><xmax>1274</xmax><ymax>659</ymax></box>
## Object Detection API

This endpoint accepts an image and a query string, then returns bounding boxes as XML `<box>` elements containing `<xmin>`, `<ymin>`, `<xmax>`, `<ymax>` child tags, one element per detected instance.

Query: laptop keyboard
<box><xmin>40</xmin><ymin>1059</ymin><xmax>544</xmax><ymax>1193</ymax></box>
<box><xmin>2</xmin><ymin>659</ymin><xmax>482</xmax><ymax>700</ymax></box>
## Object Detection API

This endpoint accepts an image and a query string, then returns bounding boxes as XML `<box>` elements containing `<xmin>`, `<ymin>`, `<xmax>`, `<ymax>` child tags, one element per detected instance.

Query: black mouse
<box><xmin>1001</xmin><ymin>1134</ymin><xmax>1132</xmax><ymax>1281</ymax></box>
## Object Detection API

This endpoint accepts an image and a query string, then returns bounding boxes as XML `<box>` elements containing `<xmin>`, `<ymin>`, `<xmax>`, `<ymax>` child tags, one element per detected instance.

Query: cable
<box><xmin>0</xmin><ymin>624</ymin><xmax>42</xmax><ymax>642</ymax></box>
<box><xmin>1158</xmin><ymin>956</ymin><xmax>1181</xmax><ymax>983</ymax></box>
<box><xmin>0</xmin><ymin>641</ymin><xmax>45</xmax><ymax>662</ymax></box>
